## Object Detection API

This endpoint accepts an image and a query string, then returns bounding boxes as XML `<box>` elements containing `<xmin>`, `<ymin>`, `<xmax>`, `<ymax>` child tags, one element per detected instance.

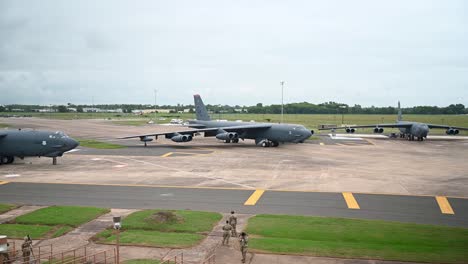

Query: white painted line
<box><xmin>329</xmin><ymin>135</ymin><xmax>364</xmax><ymax>141</ymax></box>
<box><xmin>113</xmin><ymin>164</ymin><xmax>127</xmax><ymax>168</ymax></box>
<box><xmin>91</xmin><ymin>158</ymin><xmax>102</xmax><ymax>161</ymax></box>
<box><xmin>4</xmin><ymin>174</ymin><xmax>20</xmax><ymax>178</ymax></box>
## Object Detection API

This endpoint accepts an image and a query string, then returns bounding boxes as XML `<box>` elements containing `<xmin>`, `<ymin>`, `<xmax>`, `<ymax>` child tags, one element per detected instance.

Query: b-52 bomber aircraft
<box><xmin>321</xmin><ymin>102</ymin><xmax>468</xmax><ymax>141</ymax></box>
<box><xmin>120</xmin><ymin>94</ymin><xmax>313</xmax><ymax>147</ymax></box>
<box><xmin>0</xmin><ymin>129</ymin><xmax>79</xmax><ymax>165</ymax></box>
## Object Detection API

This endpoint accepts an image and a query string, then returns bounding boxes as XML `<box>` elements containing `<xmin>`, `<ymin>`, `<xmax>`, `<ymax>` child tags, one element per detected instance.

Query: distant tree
<box><xmin>77</xmin><ymin>106</ymin><xmax>84</xmax><ymax>113</ymax></box>
<box><xmin>57</xmin><ymin>105</ymin><xmax>68</xmax><ymax>113</ymax></box>
<box><xmin>0</xmin><ymin>105</ymin><xmax>5</xmax><ymax>112</ymax></box>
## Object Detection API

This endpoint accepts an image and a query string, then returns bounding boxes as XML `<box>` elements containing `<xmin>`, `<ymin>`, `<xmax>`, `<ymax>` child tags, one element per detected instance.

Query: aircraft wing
<box><xmin>426</xmin><ymin>124</ymin><xmax>468</xmax><ymax>130</ymax></box>
<box><xmin>319</xmin><ymin>123</ymin><xmax>411</xmax><ymax>130</ymax></box>
<box><xmin>118</xmin><ymin>124</ymin><xmax>272</xmax><ymax>139</ymax></box>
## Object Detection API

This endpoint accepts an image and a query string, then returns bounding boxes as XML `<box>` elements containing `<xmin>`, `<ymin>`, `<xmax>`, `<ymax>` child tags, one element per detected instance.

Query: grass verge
<box><xmin>94</xmin><ymin>209</ymin><xmax>221</xmax><ymax>248</ymax></box>
<box><xmin>0</xmin><ymin>224</ymin><xmax>53</xmax><ymax>239</ymax></box>
<box><xmin>77</xmin><ymin>139</ymin><xmax>126</xmax><ymax>149</ymax></box>
<box><xmin>0</xmin><ymin>123</ymin><xmax>9</xmax><ymax>128</ymax></box>
<box><xmin>246</xmin><ymin>215</ymin><xmax>468</xmax><ymax>264</ymax></box>
<box><xmin>112</xmin><ymin>120</ymin><xmax>152</xmax><ymax>126</ymax></box>
<box><xmin>0</xmin><ymin>204</ymin><xmax>16</xmax><ymax>214</ymax></box>
<box><xmin>96</xmin><ymin>229</ymin><xmax>203</xmax><ymax>248</ymax></box>
<box><xmin>16</xmin><ymin>205</ymin><xmax>109</xmax><ymax>227</ymax></box>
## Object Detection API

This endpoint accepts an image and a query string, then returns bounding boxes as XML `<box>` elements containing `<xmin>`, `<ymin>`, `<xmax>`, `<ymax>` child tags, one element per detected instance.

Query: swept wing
<box><xmin>118</xmin><ymin>123</ymin><xmax>272</xmax><ymax>139</ymax></box>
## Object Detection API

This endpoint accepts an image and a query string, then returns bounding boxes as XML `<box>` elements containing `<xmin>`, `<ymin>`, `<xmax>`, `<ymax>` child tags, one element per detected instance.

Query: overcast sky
<box><xmin>0</xmin><ymin>0</ymin><xmax>467</xmax><ymax>107</ymax></box>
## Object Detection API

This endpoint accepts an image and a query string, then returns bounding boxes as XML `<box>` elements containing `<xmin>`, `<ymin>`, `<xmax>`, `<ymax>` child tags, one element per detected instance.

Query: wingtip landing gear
<box><xmin>53</xmin><ymin>157</ymin><xmax>57</xmax><ymax>165</ymax></box>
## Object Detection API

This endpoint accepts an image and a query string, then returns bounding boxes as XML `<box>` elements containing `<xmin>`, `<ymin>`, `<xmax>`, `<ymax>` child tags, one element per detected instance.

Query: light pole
<box><xmin>339</xmin><ymin>105</ymin><xmax>347</xmax><ymax>125</ymax></box>
<box><xmin>154</xmin><ymin>89</ymin><xmax>158</xmax><ymax>120</ymax></box>
<box><xmin>113</xmin><ymin>216</ymin><xmax>121</xmax><ymax>264</ymax></box>
<box><xmin>280</xmin><ymin>81</ymin><xmax>285</xmax><ymax>123</ymax></box>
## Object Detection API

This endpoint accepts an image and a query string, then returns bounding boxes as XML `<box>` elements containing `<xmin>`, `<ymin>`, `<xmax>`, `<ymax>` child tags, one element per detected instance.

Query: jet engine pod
<box><xmin>310</xmin><ymin>130</ymin><xmax>314</xmax><ymax>135</ymax></box>
<box><xmin>171</xmin><ymin>134</ymin><xmax>193</xmax><ymax>142</ymax></box>
<box><xmin>215</xmin><ymin>132</ymin><xmax>239</xmax><ymax>141</ymax></box>
<box><xmin>345</xmin><ymin>128</ymin><xmax>355</xmax><ymax>133</ymax></box>
<box><xmin>139</xmin><ymin>136</ymin><xmax>154</xmax><ymax>142</ymax></box>
<box><xmin>374</xmin><ymin>127</ymin><xmax>384</xmax><ymax>133</ymax></box>
<box><xmin>446</xmin><ymin>129</ymin><xmax>459</xmax><ymax>135</ymax></box>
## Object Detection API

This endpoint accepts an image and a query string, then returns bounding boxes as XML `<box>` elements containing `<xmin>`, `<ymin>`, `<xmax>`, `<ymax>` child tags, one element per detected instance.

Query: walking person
<box><xmin>229</xmin><ymin>211</ymin><xmax>238</xmax><ymax>237</ymax></box>
<box><xmin>21</xmin><ymin>237</ymin><xmax>32</xmax><ymax>264</ymax></box>
<box><xmin>222</xmin><ymin>220</ymin><xmax>232</xmax><ymax>245</ymax></box>
<box><xmin>239</xmin><ymin>232</ymin><xmax>249</xmax><ymax>263</ymax></box>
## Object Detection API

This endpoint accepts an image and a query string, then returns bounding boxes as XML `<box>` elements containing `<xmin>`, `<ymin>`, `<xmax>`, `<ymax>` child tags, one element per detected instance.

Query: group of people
<box><xmin>222</xmin><ymin>211</ymin><xmax>249</xmax><ymax>263</ymax></box>
<box><xmin>0</xmin><ymin>236</ymin><xmax>33</xmax><ymax>264</ymax></box>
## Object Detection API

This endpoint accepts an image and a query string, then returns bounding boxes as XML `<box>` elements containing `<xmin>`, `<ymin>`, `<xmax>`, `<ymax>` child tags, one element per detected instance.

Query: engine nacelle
<box><xmin>216</xmin><ymin>132</ymin><xmax>239</xmax><ymax>141</ymax></box>
<box><xmin>345</xmin><ymin>128</ymin><xmax>355</xmax><ymax>133</ymax></box>
<box><xmin>374</xmin><ymin>127</ymin><xmax>384</xmax><ymax>133</ymax></box>
<box><xmin>446</xmin><ymin>129</ymin><xmax>459</xmax><ymax>135</ymax></box>
<box><xmin>171</xmin><ymin>134</ymin><xmax>192</xmax><ymax>142</ymax></box>
<box><xmin>139</xmin><ymin>136</ymin><xmax>153</xmax><ymax>142</ymax></box>
<box><xmin>310</xmin><ymin>130</ymin><xmax>314</xmax><ymax>135</ymax></box>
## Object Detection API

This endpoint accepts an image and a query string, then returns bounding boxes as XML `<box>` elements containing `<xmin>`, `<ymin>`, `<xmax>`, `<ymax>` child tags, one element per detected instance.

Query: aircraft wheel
<box><xmin>225</xmin><ymin>139</ymin><xmax>231</xmax><ymax>143</ymax></box>
<box><xmin>271</xmin><ymin>141</ymin><xmax>279</xmax><ymax>147</ymax></box>
<box><xmin>0</xmin><ymin>156</ymin><xmax>9</xmax><ymax>164</ymax></box>
<box><xmin>261</xmin><ymin>141</ymin><xmax>268</xmax><ymax>147</ymax></box>
<box><xmin>232</xmin><ymin>138</ymin><xmax>239</xmax><ymax>143</ymax></box>
<box><xmin>6</xmin><ymin>156</ymin><xmax>14</xmax><ymax>164</ymax></box>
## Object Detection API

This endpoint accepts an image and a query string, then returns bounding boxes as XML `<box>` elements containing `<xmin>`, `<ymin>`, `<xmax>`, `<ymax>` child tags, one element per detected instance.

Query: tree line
<box><xmin>0</xmin><ymin>102</ymin><xmax>466</xmax><ymax>115</ymax></box>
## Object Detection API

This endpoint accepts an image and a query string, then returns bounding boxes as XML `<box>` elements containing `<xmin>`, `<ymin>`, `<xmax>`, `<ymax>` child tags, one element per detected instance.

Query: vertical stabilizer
<box><xmin>194</xmin><ymin>94</ymin><xmax>211</xmax><ymax>121</ymax></box>
<box><xmin>397</xmin><ymin>101</ymin><xmax>402</xmax><ymax>121</ymax></box>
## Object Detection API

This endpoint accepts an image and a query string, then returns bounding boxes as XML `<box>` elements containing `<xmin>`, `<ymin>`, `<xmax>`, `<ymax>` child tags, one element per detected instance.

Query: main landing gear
<box><xmin>260</xmin><ymin>140</ymin><xmax>279</xmax><ymax>147</ymax></box>
<box><xmin>0</xmin><ymin>156</ymin><xmax>14</xmax><ymax>165</ymax></box>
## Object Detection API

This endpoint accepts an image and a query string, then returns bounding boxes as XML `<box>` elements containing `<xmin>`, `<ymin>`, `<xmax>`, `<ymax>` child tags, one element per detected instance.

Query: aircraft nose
<box><xmin>68</xmin><ymin>138</ymin><xmax>79</xmax><ymax>149</ymax></box>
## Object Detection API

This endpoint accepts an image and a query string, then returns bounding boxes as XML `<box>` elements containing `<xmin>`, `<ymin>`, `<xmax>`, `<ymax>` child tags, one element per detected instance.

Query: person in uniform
<box><xmin>222</xmin><ymin>220</ymin><xmax>232</xmax><ymax>245</ymax></box>
<box><xmin>228</xmin><ymin>211</ymin><xmax>238</xmax><ymax>237</ymax></box>
<box><xmin>21</xmin><ymin>237</ymin><xmax>32</xmax><ymax>264</ymax></box>
<box><xmin>239</xmin><ymin>232</ymin><xmax>248</xmax><ymax>263</ymax></box>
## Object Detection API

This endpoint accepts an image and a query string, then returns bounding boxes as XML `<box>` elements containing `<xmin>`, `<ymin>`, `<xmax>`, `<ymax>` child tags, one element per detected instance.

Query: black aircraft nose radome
<box><xmin>68</xmin><ymin>138</ymin><xmax>80</xmax><ymax>150</ymax></box>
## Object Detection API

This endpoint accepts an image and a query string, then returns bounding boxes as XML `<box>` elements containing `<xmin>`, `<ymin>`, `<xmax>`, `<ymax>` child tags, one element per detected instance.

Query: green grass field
<box><xmin>77</xmin><ymin>139</ymin><xmax>126</xmax><ymax>149</ymax></box>
<box><xmin>0</xmin><ymin>123</ymin><xmax>9</xmax><ymax>128</ymax></box>
<box><xmin>246</xmin><ymin>215</ymin><xmax>468</xmax><ymax>264</ymax></box>
<box><xmin>15</xmin><ymin>205</ymin><xmax>109</xmax><ymax>227</ymax></box>
<box><xmin>94</xmin><ymin>210</ymin><xmax>221</xmax><ymax>248</ymax></box>
<box><xmin>4</xmin><ymin>112</ymin><xmax>468</xmax><ymax>135</ymax></box>
<box><xmin>0</xmin><ymin>204</ymin><xmax>16</xmax><ymax>214</ymax></box>
<box><xmin>97</xmin><ymin>229</ymin><xmax>204</xmax><ymax>248</ymax></box>
<box><xmin>0</xmin><ymin>224</ymin><xmax>54</xmax><ymax>239</ymax></box>
<box><xmin>122</xmin><ymin>210</ymin><xmax>222</xmax><ymax>233</ymax></box>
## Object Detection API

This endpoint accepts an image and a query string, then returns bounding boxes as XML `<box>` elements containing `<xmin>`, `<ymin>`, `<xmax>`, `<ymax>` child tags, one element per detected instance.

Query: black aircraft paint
<box><xmin>0</xmin><ymin>129</ymin><xmax>79</xmax><ymax>165</ymax></box>
<box><xmin>120</xmin><ymin>94</ymin><xmax>313</xmax><ymax>147</ymax></box>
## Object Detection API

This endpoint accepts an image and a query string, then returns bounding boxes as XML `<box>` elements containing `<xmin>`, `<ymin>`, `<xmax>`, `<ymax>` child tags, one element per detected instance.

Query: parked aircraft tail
<box><xmin>194</xmin><ymin>94</ymin><xmax>211</xmax><ymax>121</ymax></box>
<box><xmin>397</xmin><ymin>101</ymin><xmax>402</xmax><ymax>121</ymax></box>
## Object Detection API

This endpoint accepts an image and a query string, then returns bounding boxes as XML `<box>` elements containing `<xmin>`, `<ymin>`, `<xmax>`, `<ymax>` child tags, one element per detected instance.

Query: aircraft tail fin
<box><xmin>194</xmin><ymin>94</ymin><xmax>211</xmax><ymax>121</ymax></box>
<box><xmin>397</xmin><ymin>101</ymin><xmax>402</xmax><ymax>121</ymax></box>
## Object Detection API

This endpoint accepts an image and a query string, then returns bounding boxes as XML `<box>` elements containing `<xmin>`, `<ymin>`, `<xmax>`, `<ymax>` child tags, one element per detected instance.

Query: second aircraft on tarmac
<box><xmin>120</xmin><ymin>94</ymin><xmax>314</xmax><ymax>147</ymax></box>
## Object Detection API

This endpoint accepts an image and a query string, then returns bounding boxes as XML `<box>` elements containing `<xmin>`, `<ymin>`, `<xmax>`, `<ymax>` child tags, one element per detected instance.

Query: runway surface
<box><xmin>0</xmin><ymin>181</ymin><xmax>466</xmax><ymax>228</ymax></box>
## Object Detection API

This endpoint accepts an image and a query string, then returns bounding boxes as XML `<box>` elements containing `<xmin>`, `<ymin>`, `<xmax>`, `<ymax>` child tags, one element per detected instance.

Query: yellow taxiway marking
<box><xmin>343</xmin><ymin>192</ymin><xmax>360</xmax><ymax>209</ymax></box>
<box><xmin>244</xmin><ymin>190</ymin><xmax>265</xmax><ymax>206</ymax></box>
<box><xmin>435</xmin><ymin>196</ymin><xmax>455</xmax><ymax>214</ymax></box>
<box><xmin>0</xmin><ymin>181</ymin><xmax>9</xmax><ymax>185</ymax></box>
<box><xmin>319</xmin><ymin>142</ymin><xmax>325</xmax><ymax>146</ymax></box>
<box><xmin>161</xmin><ymin>152</ymin><xmax>173</xmax><ymax>158</ymax></box>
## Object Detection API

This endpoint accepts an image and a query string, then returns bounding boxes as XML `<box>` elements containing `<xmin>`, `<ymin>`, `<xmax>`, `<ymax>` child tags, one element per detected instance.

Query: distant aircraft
<box><xmin>322</xmin><ymin>101</ymin><xmax>468</xmax><ymax>141</ymax></box>
<box><xmin>0</xmin><ymin>129</ymin><xmax>79</xmax><ymax>165</ymax></box>
<box><xmin>120</xmin><ymin>94</ymin><xmax>313</xmax><ymax>147</ymax></box>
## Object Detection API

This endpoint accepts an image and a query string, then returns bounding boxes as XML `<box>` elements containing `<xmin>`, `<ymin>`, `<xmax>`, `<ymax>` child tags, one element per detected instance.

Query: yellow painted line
<box><xmin>319</xmin><ymin>142</ymin><xmax>325</xmax><ymax>146</ymax></box>
<box><xmin>160</xmin><ymin>152</ymin><xmax>173</xmax><ymax>158</ymax></box>
<box><xmin>0</xmin><ymin>181</ymin><xmax>9</xmax><ymax>185</ymax></box>
<box><xmin>343</xmin><ymin>192</ymin><xmax>360</xmax><ymax>209</ymax></box>
<box><xmin>435</xmin><ymin>196</ymin><xmax>455</xmax><ymax>214</ymax></box>
<box><xmin>244</xmin><ymin>190</ymin><xmax>265</xmax><ymax>206</ymax></box>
